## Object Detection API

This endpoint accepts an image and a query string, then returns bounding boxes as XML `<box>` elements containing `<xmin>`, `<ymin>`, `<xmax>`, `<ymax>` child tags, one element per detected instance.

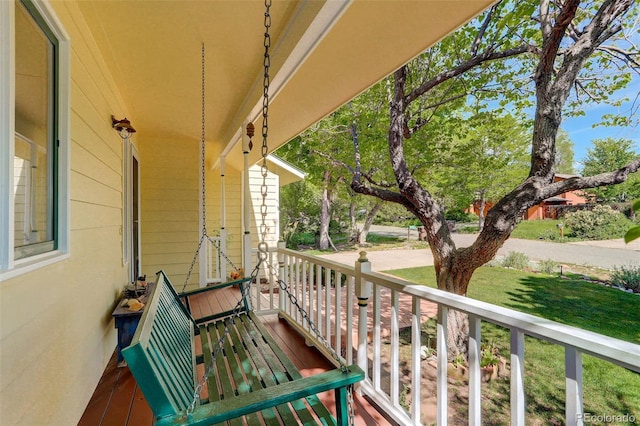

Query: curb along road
<box><xmin>318</xmin><ymin>225</ymin><xmax>639</xmax><ymax>271</ymax></box>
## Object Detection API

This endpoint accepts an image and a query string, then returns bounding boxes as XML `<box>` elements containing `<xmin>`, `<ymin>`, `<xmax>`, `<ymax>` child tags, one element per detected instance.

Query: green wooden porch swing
<box><xmin>121</xmin><ymin>2</ymin><xmax>364</xmax><ymax>424</ymax></box>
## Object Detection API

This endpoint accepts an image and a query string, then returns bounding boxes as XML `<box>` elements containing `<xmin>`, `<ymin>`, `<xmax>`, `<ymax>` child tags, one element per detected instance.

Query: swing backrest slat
<box><xmin>122</xmin><ymin>271</ymin><xmax>196</xmax><ymax>418</ymax></box>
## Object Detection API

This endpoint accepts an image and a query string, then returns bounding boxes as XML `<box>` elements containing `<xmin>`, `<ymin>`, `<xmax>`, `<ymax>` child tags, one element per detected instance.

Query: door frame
<box><xmin>123</xmin><ymin>141</ymin><xmax>141</xmax><ymax>283</ymax></box>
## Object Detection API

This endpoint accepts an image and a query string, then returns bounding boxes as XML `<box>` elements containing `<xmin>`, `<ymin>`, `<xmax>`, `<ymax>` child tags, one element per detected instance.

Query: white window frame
<box><xmin>123</xmin><ymin>140</ymin><xmax>141</xmax><ymax>282</ymax></box>
<box><xmin>0</xmin><ymin>0</ymin><xmax>70</xmax><ymax>280</ymax></box>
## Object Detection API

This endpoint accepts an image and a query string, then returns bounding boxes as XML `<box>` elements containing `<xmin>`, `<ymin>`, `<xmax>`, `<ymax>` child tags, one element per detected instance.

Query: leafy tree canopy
<box><xmin>582</xmin><ymin>138</ymin><xmax>640</xmax><ymax>202</ymax></box>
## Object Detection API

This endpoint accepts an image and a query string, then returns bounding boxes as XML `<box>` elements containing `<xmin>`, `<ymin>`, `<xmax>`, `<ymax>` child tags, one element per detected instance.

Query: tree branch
<box><xmin>407</xmin><ymin>93</ymin><xmax>468</xmax><ymax>136</ymax></box>
<box><xmin>309</xmin><ymin>148</ymin><xmax>355</xmax><ymax>174</ymax></box>
<box><xmin>536</xmin><ymin>0</ymin><xmax>580</xmax><ymax>83</ymax></box>
<box><xmin>350</xmin><ymin>177</ymin><xmax>416</xmax><ymax>214</ymax></box>
<box><xmin>539</xmin><ymin>0</ymin><xmax>553</xmax><ymax>40</ymax></box>
<box><xmin>470</xmin><ymin>2</ymin><xmax>500</xmax><ymax>56</ymax></box>
<box><xmin>542</xmin><ymin>157</ymin><xmax>640</xmax><ymax>199</ymax></box>
<box><xmin>405</xmin><ymin>45</ymin><xmax>534</xmax><ymax>105</ymax></box>
<box><xmin>597</xmin><ymin>44</ymin><xmax>640</xmax><ymax>70</ymax></box>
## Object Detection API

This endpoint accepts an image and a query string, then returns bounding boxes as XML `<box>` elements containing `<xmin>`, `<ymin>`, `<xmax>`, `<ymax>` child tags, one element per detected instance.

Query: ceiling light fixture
<box><xmin>111</xmin><ymin>115</ymin><xmax>136</xmax><ymax>139</ymax></box>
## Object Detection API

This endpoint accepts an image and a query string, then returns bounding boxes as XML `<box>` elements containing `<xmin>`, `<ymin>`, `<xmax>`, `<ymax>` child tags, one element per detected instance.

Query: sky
<box><xmin>560</xmin><ymin>80</ymin><xmax>639</xmax><ymax>170</ymax></box>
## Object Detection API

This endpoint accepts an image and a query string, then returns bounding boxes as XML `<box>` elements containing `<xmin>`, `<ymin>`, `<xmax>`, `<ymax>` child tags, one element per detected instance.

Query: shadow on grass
<box><xmin>502</xmin><ymin>274</ymin><xmax>640</xmax><ymax>343</ymax></box>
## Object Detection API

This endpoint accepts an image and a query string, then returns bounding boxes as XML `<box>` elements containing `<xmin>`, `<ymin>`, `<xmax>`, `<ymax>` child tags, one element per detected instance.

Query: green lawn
<box><xmin>510</xmin><ymin>218</ymin><xmax>574</xmax><ymax>241</ymax></box>
<box><xmin>389</xmin><ymin>266</ymin><xmax>640</xmax><ymax>424</ymax></box>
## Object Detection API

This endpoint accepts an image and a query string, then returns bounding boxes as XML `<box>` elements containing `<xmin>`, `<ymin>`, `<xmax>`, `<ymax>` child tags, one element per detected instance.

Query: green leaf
<box><xmin>624</xmin><ymin>226</ymin><xmax>640</xmax><ymax>244</ymax></box>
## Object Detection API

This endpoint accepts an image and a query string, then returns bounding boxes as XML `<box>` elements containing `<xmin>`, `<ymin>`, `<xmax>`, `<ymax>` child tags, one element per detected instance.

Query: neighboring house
<box><xmin>468</xmin><ymin>174</ymin><xmax>589</xmax><ymax>221</ymax></box>
<box><xmin>1</xmin><ymin>1</ymin><xmax>494</xmax><ymax>424</ymax></box>
<box><xmin>525</xmin><ymin>174</ymin><xmax>589</xmax><ymax>220</ymax></box>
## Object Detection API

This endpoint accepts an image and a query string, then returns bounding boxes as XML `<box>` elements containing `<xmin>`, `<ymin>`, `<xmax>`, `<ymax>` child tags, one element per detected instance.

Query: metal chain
<box><xmin>200</xmin><ymin>42</ymin><xmax>207</xmax><ymax>238</ymax></box>
<box><xmin>206</xmin><ymin>235</ymin><xmax>241</xmax><ymax>274</ymax></box>
<box><xmin>185</xmin><ymin>257</ymin><xmax>356</xmax><ymax>425</ymax></box>
<box><xmin>182</xmin><ymin>43</ymin><xmax>209</xmax><ymax>292</ymax></box>
<box><xmin>262</xmin><ymin>260</ymin><xmax>357</xmax><ymax>426</ymax></box>
<box><xmin>182</xmin><ymin>43</ymin><xmax>240</xmax><ymax>293</ymax></box>
<box><xmin>185</xmin><ymin>2</ymin><xmax>356</xmax><ymax>422</ymax></box>
<box><xmin>257</xmin><ymin>3</ymin><xmax>356</xmax><ymax>422</ymax></box>
<box><xmin>257</xmin><ymin>0</ymin><xmax>271</xmax><ymax>262</ymax></box>
<box><xmin>263</xmin><ymin>262</ymin><xmax>347</xmax><ymax>370</ymax></box>
<box><xmin>184</xmin><ymin>260</ymin><xmax>263</xmax><ymax>418</ymax></box>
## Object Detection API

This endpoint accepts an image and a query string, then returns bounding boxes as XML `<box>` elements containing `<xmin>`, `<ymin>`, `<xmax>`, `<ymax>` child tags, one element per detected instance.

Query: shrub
<box><xmin>564</xmin><ymin>205</ymin><xmax>634</xmax><ymax>240</ymax></box>
<box><xmin>537</xmin><ymin>229</ymin><xmax>566</xmax><ymax>242</ymax></box>
<box><xmin>501</xmin><ymin>252</ymin><xmax>529</xmax><ymax>270</ymax></box>
<box><xmin>610</xmin><ymin>264</ymin><xmax>640</xmax><ymax>293</ymax></box>
<box><xmin>538</xmin><ymin>259</ymin><xmax>559</xmax><ymax>274</ymax></box>
<box><xmin>444</xmin><ymin>209</ymin><xmax>477</xmax><ymax>222</ymax></box>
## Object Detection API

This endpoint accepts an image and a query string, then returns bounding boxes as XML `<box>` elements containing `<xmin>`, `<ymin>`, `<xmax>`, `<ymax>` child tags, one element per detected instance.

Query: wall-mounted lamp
<box><xmin>111</xmin><ymin>115</ymin><xmax>136</xmax><ymax>139</ymax></box>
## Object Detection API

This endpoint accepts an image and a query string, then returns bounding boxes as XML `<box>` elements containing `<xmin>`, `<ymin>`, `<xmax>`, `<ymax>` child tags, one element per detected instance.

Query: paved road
<box><xmin>319</xmin><ymin>225</ymin><xmax>639</xmax><ymax>271</ymax></box>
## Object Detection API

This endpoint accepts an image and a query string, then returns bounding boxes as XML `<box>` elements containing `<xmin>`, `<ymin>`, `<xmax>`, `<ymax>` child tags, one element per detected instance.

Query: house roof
<box><xmin>267</xmin><ymin>154</ymin><xmax>306</xmax><ymax>186</ymax></box>
<box><xmin>543</xmin><ymin>196</ymin><xmax>570</xmax><ymax>204</ymax></box>
<box><xmin>76</xmin><ymin>0</ymin><xmax>494</xmax><ymax>169</ymax></box>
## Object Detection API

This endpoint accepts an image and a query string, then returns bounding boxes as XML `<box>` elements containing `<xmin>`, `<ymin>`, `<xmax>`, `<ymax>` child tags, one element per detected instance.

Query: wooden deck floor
<box><xmin>79</xmin><ymin>286</ymin><xmax>394</xmax><ymax>426</ymax></box>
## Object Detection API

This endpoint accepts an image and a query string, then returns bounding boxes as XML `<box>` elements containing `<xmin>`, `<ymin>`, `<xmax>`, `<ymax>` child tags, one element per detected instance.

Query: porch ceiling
<box><xmin>77</xmin><ymin>0</ymin><xmax>494</xmax><ymax>169</ymax></box>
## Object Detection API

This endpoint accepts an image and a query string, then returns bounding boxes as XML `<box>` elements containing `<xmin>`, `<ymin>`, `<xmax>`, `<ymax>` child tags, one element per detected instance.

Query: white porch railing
<box><xmin>205</xmin><ymin>236</ymin><xmax>225</xmax><ymax>285</ymax></box>
<box><xmin>252</xmin><ymin>244</ymin><xmax>640</xmax><ymax>426</ymax></box>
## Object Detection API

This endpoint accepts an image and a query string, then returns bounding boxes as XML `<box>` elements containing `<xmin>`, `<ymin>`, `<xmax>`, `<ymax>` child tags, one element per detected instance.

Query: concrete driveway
<box><xmin>319</xmin><ymin>225</ymin><xmax>639</xmax><ymax>271</ymax></box>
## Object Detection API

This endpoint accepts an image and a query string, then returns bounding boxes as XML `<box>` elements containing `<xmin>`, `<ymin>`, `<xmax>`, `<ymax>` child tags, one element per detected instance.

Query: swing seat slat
<box><xmin>122</xmin><ymin>270</ymin><xmax>363</xmax><ymax>426</ymax></box>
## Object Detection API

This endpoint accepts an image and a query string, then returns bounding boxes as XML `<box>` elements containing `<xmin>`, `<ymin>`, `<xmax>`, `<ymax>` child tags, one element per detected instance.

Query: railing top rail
<box><xmin>359</xmin><ymin>269</ymin><xmax>640</xmax><ymax>372</ymax></box>
<box><xmin>279</xmin><ymin>247</ymin><xmax>355</xmax><ymax>276</ymax></box>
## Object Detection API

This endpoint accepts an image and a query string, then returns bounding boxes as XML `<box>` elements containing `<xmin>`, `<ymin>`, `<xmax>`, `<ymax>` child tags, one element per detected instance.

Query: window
<box><xmin>1</xmin><ymin>0</ymin><xmax>69</xmax><ymax>277</ymax></box>
<box><xmin>14</xmin><ymin>0</ymin><xmax>57</xmax><ymax>259</ymax></box>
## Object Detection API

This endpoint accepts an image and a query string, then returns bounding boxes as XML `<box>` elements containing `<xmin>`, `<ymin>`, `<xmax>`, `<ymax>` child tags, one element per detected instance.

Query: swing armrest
<box><xmin>155</xmin><ymin>365</ymin><xmax>364</xmax><ymax>426</ymax></box>
<box><xmin>178</xmin><ymin>277</ymin><xmax>253</xmax><ymax>324</ymax></box>
<box><xmin>178</xmin><ymin>277</ymin><xmax>253</xmax><ymax>298</ymax></box>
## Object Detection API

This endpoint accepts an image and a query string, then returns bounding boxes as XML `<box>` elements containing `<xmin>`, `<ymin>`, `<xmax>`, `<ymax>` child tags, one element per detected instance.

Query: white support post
<box><xmin>565</xmin><ymin>347</ymin><xmax>583</xmax><ymax>426</ymax></box>
<box><xmin>390</xmin><ymin>289</ymin><xmax>400</xmax><ymax>406</ymax></box>
<box><xmin>335</xmin><ymin>271</ymin><xmax>342</xmax><ymax>357</ymax></box>
<box><xmin>325</xmin><ymin>266</ymin><xmax>332</xmax><ymax>346</ymax></box>
<box><xmin>277</xmin><ymin>240</ymin><xmax>286</xmax><ymax>311</ymax></box>
<box><xmin>316</xmin><ymin>263</ymin><xmax>323</xmax><ymax>335</ymax></box>
<box><xmin>242</xmin><ymin>127</ymin><xmax>252</xmax><ymax>275</ymax></box>
<box><xmin>373</xmin><ymin>284</ymin><xmax>381</xmax><ymax>391</ymax></box>
<box><xmin>346</xmin><ymin>275</ymin><xmax>354</xmax><ymax>366</ymax></box>
<box><xmin>468</xmin><ymin>315</ymin><xmax>482</xmax><ymax>426</ymax></box>
<box><xmin>219</xmin><ymin>157</ymin><xmax>227</xmax><ymax>282</ymax></box>
<box><xmin>304</xmin><ymin>262</ymin><xmax>317</xmax><ymax>337</ymax></box>
<box><xmin>437</xmin><ymin>305</ymin><xmax>448</xmax><ymax>426</ymax></box>
<box><xmin>220</xmin><ymin>156</ymin><xmax>226</xmax><ymax>229</ymax></box>
<box><xmin>411</xmin><ymin>297</ymin><xmax>421</xmax><ymax>424</ymax></box>
<box><xmin>219</xmin><ymin>228</ymin><xmax>227</xmax><ymax>283</ymax></box>
<box><xmin>296</xmin><ymin>259</ymin><xmax>302</xmax><ymax>323</ymax></box>
<box><xmin>355</xmin><ymin>252</ymin><xmax>371</xmax><ymax>389</ymax></box>
<box><xmin>510</xmin><ymin>328</ymin><xmax>525</xmax><ymax>426</ymax></box>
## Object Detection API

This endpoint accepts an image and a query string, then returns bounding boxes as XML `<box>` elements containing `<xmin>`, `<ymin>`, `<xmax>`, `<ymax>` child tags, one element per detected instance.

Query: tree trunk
<box><xmin>358</xmin><ymin>202</ymin><xmax>382</xmax><ymax>245</ymax></box>
<box><xmin>434</xmin><ymin>252</ymin><xmax>475</xmax><ymax>358</ymax></box>
<box><xmin>348</xmin><ymin>201</ymin><xmax>359</xmax><ymax>243</ymax></box>
<box><xmin>477</xmin><ymin>191</ymin><xmax>486</xmax><ymax>231</ymax></box>
<box><xmin>319</xmin><ymin>170</ymin><xmax>331</xmax><ymax>250</ymax></box>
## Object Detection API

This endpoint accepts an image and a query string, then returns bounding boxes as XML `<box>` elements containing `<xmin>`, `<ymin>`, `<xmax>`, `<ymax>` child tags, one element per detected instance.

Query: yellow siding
<box><xmin>1</xmin><ymin>4</ymin><xmax>282</xmax><ymax>425</ymax></box>
<box><xmin>249</xmin><ymin>166</ymin><xmax>280</xmax><ymax>247</ymax></box>
<box><xmin>139</xmin><ymin>136</ymin><xmax>200</xmax><ymax>290</ymax></box>
<box><xmin>0</xmin><ymin>2</ymin><xmax>130</xmax><ymax>425</ymax></box>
